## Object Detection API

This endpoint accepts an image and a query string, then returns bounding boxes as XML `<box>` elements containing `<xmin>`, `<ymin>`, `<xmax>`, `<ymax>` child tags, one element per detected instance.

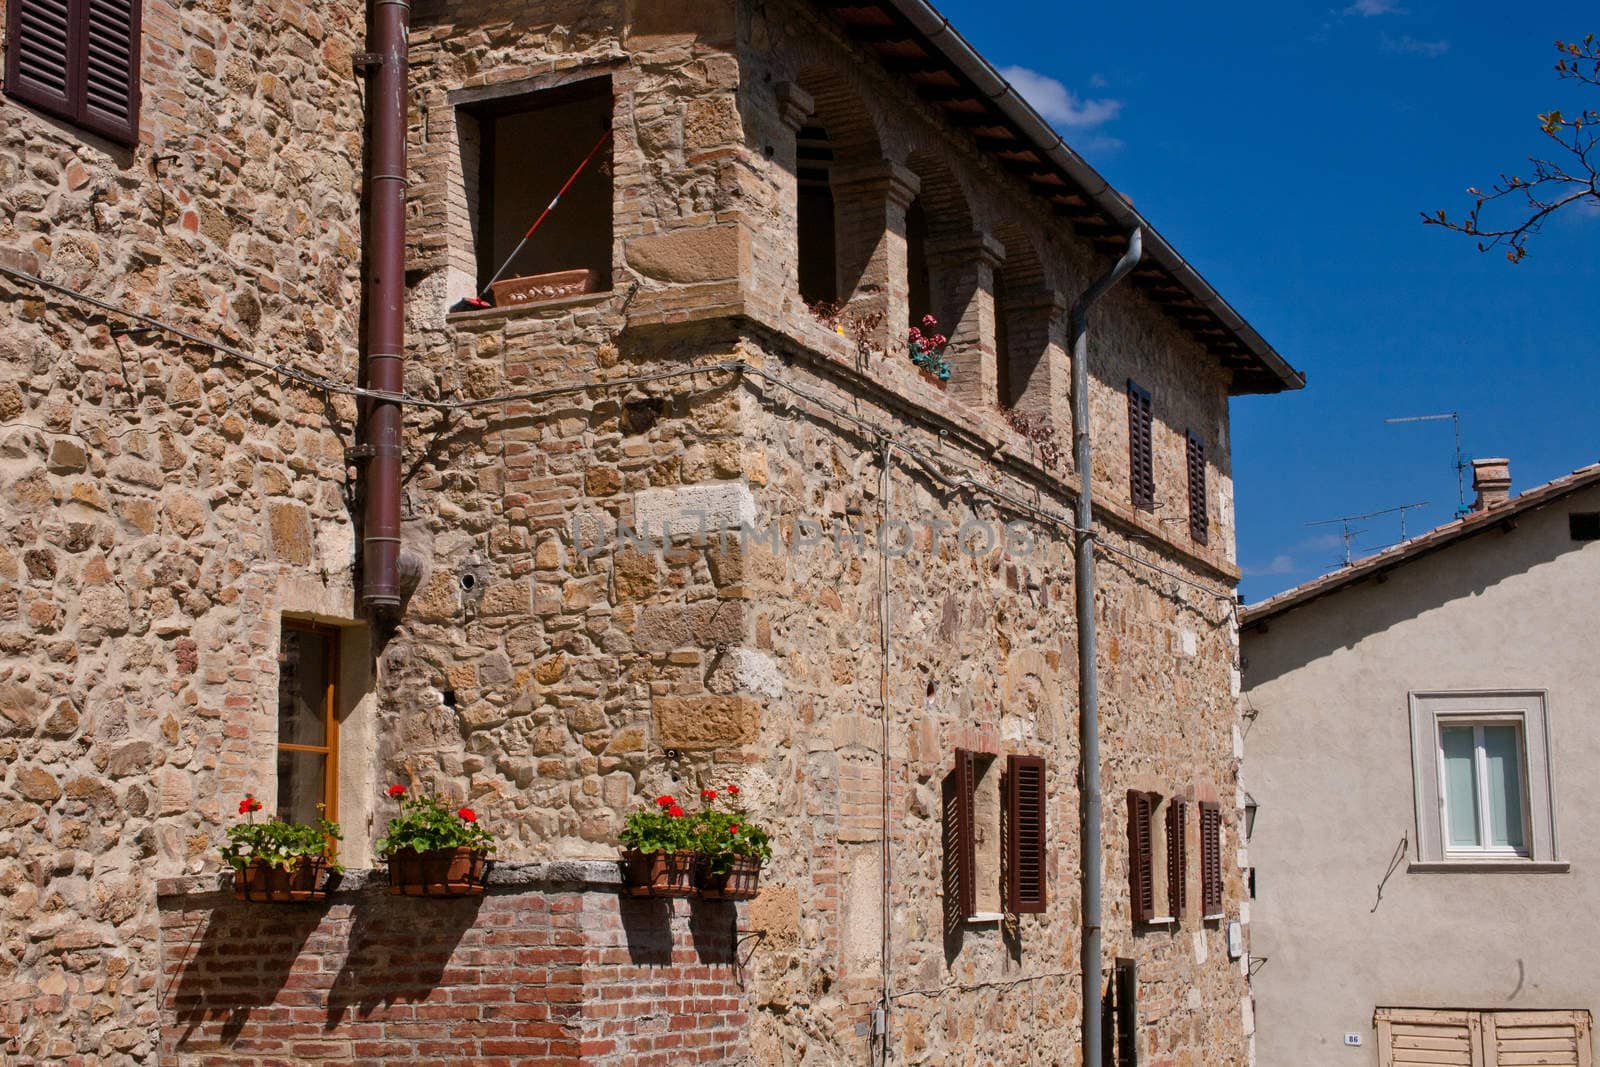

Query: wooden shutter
<box><xmin>1200</xmin><ymin>802</ymin><xmax>1223</xmax><ymax>917</ymax></box>
<box><xmin>1185</xmin><ymin>431</ymin><xmax>1208</xmax><ymax>544</ymax></box>
<box><xmin>4</xmin><ymin>0</ymin><xmax>140</xmax><ymax>144</ymax></box>
<box><xmin>1375</xmin><ymin>1008</ymin><xmax>1481</xmax><ymax>1067</ymax></box>
<box><xmin>1486</xmin><ymin>1011</ymin><xmax>1592</xmax><ymax>1067</ymax></box>
<box><xmin>952</xmin><ymin>749</ymin><xmax>977</xmax><ymax>919</ymax></box>
<box><xmin>1005</xmin><ymin>755</ymin><xmax>1047</xmax><ymax>914</ymax></box>
<box><xmin>1376</xmin><ymin>1008</ymin><xmax>1593</xmax><ymax>1067</ymax></box>
<box><xmin>1165</xmin><ymin>800</ymin><xmax>1187</xmax><ymax>920</ymax></box>
<box><xmin>1126</xmin><ymin>380</ymin><xmax>1154</xmax><ymax>511</ymax></box>
<box><xmin>1127</xmin><ymin>789</ymin><xmax>1155</xmax><ymax>924</ymax></box>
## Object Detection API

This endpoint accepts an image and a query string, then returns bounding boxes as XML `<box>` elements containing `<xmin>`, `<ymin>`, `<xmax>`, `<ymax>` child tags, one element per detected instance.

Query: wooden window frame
<box><xmin>1437</xmin><ymin>719</ymin><xmax>1531</xmax><ymax>858</ymax></box>
<box><xmin>1185</xmin><ymin>430</ymin><xmax>1208</xmax><ymax>544</ymax></box>
<box><xmin>1126</xmin><ymin>380</ymin><xmax>1154</xmax><ymax>511</ymax></box>
<box><xmin>278</xmin><ymin>620</ymin><xmax>339</xmax><ymax>827</ymax></box>
<box><xmin>3</xmin><ymin>0</ymin><xmax>142</xmax><ymax>145</ymax></box>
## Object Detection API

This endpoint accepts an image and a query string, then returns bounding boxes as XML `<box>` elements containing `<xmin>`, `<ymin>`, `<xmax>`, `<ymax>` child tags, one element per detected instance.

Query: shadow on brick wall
<box><xmin>324</xmin><ymin>892</ymin><xmax>483</xmax><ymax>1027</ymax></box>
<box><xmin>688</xmin><ymin>899</ymin><xmax>738</xmax><ymax>966</ymax></box>
<box><xmin>161</xmin><ymin>892</ymin><xmax>326</xmax><ymax>1051</ymax></box>
<box><xmin>618</xmin><ymin>896</ymin><xmax>675</xmax><ymax>964</ymax></box>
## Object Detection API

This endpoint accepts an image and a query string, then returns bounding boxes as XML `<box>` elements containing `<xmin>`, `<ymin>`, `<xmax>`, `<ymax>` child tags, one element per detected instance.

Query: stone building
<box><xmin>1242</xmin><ymin>459</ymin><xmax>1600</xmax><ymax>1066</ymax></box>
<box><xmin>0</xmin><ymin>0</ymin><xmax>1300</xmax><ymax>1062</ymax></box>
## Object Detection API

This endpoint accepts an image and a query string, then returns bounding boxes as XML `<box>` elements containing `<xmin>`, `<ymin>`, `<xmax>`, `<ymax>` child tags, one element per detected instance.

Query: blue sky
<box><xmin>936</xmin><ymin>0</ymin><xmax>1600</xmax><ymax>602</ymax></box>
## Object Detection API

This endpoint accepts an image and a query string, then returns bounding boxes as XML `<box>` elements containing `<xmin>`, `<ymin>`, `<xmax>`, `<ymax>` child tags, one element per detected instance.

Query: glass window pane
<box><xmin>278</xmin><ymin>628</ymin><xmax>329</xmax><ymax>747</ymax></box>
<box><xmin>1440</xmin><ymin>726</ymin><xmax>1481</xmax><ymax>849</ymax></box>
<box><xmin>1481</xmin><ymin>725</ymin><xmax>1525</xmax><ymax>849</ymax></box>
<box><xmin>277</xmin><ymin>749</ymin><xmax>327</xmax><ymax>825</ymax></box>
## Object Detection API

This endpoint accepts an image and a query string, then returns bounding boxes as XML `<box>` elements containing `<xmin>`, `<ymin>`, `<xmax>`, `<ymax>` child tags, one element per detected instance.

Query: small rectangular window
<box><xmin>278</xmin><ymin>622</ymin><xmax>339</xmax><ymax>825</ymax></box>
<box><xmin>1185</xmin><ymin>431</ymin><xmax>1208</xmax><ymax>544</ymax></box>
<box><xmin>4</xmin><ymin>0</ymin><xmax>141</xmax><ymax>144</ymax></box>
<box><xmin>1439</xmin><ymin>722</ymin><xmax>1527</xmax><ymax>854</ymax></box>
<box><xmin>462</xmin><ymin>76</ymin><xmax>613</xmax><ymax>303</ymax></box>
<box><xmin>1126</xmin><ymin>381</ymin><xmax>1154</xmax><ymax>511</ymax></box>
<box><xmin>1570</xmin><ymin>512</ymin><xmax>1600</xmax><ymax>541</ymax></box>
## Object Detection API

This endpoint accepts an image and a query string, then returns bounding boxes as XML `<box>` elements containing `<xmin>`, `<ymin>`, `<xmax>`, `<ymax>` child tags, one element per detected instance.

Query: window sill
<box><xmin>965</xmin><ymin>912</ymin><xmax>1005</xmax><ymax>925</ymax></box>
<box><xmin>1139</xmin><ymin>916</ymin><xmax>1176</xmax><ymax>927</ymax></box>
<box><xmin>446</xmin><ymin>288</ymin><xmax>614</xmax><ymax>324</ymax></box>
<box><xmin>1203</xmin><ymin>912</ymin><xmax>1225</xmax><ymax>922</ymax></box>
<box><xmin>1408</xmin><ymin>860</ymin><xmax>1569</xmax><ymax>874</ymax></box>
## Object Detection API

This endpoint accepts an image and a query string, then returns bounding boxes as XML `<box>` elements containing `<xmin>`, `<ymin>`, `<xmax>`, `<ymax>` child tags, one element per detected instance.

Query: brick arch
<box><xmin>992</xmin><ymin>222</ymin><xmax>1055</xmax><ymax>412</ymax></box>
<box><xmin>794</xmin><ymin>64</ymin><xmax>883</xmax><ymax>169</ymax></box>
<box><xmin>903</xmin><ymin>147</ymin><xmax>973</xmax><ymax>241</ymax></box>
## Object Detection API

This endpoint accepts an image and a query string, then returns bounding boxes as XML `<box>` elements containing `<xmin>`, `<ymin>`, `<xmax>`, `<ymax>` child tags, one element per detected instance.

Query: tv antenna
<box><xmin>1385</xmin><ymin>412</ymin><xmax>1468</xmax><ymax>515</ymax></box>
<box><xmin>1307</xmin><ymin>501</ymin><xmax>1430</xmax><ymax>567</ymax></box>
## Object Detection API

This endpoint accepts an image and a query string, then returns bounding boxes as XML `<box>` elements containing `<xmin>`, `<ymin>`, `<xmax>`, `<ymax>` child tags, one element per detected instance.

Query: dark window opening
<box><xmin>1101</xmin><ymin>957</ymin><xmax>1138</xmax><ymax>1067</ymax></box>
<box><xmin>1127</xmin><ymin>380</ymin><xmax>1155</xmax><ymax>511</ymax></box>
<box><xmin>1186</xmin><ymin>431</ymin><xmax>1209</xmax><ymax>544</ymax></box>
<box><xmin>1570</xmin><ymin>512</ymin><xmax>1600</xmax><ymax>541</ymax></box>
<box><xmin>463</xmin><ymin>76</ymin><xmax>613</xmax><ymax>301</ymax></box>
<box><xmin>796</xmin><ymin>123</ymin><xmax>837</xmax><ymax>305</ymax></box>
<box><xmin>278</xmin><ymin>621</ymin><xmax>339</xmax><ymax>827</ymax></box>
<box><xmin>4</xmin><ymin>0</ymin><xmax>142</xmax><ymax>144</ymax></box>
<box><xmin>905</xmin><ymin>198</ymin><xmax>932</xmax><ymax>328</ymax></box>
<box><xmin>994</xmin><ymin>268</ymin><xmax>1013</xmax><ymax>407</ymax></box>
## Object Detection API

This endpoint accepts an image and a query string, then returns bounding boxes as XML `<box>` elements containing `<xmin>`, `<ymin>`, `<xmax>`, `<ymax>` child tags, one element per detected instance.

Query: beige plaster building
<box><xmin>1</xmin><ymin>0</ymin><xmax>1301</xmax><ymax>1061</ymax></box>
<box><xmin>1242</xmin><ymin>459</ymin><xmax>1600</xmax><ymax>1067</ymax></box>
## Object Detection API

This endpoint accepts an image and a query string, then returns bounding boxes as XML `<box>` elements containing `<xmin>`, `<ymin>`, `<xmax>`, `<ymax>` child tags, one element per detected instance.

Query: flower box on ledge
<box><xmin>698</xmin><ymin>856</ymin><xmax>762</xmax><ymax>901</ymax></box>
<box><xmin>233</xmin><ymin>857</ymin><xmax>330</xmax><ymax>903</ymax></box>
<box><xmin>489</xmin><ymin>268</ymin><xmax>597</xmax><ymax>309</ymax></box>
<box><xmin>621</xmin><ymin>849</ymin><xmax>699</xmax><ymax>898</ymax></box>
<box><xmin>386</xmin><ymin>846</ymin><xmax>490</xmax><ymax>898</ymax></box>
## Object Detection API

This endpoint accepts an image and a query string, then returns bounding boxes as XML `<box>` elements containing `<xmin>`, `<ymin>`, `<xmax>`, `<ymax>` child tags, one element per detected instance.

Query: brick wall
<box><xmin>157</xmin><ymin>866</ymin><xmax>747</xmax><ymax>1066</ymax></box>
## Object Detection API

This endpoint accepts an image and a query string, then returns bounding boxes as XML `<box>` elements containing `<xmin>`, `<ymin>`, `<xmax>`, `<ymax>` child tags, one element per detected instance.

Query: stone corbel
<box><xmin>926</xmin><ymin>231</ymin><xmax>1006</xmax><ymax>271</ymax></box>
<box><xmin>775</xmin><ymin>82</ymin><xmax>815</xmax><ymax>132</ymax></box>
<box><xmin>830</xmin><ymin>160</ymin><xmax>921</xmax><ymax>210</ymax></box>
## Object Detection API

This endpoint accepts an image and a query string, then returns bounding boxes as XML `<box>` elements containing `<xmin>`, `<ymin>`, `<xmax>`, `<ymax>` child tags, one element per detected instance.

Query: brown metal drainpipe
<box><xmin>361</xmin><ymin>0</ymin><xmax>410</xmax><ymax>614</ymax></box>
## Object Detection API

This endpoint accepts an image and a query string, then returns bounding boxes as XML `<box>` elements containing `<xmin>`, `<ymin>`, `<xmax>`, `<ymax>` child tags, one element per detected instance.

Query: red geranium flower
<box><xmin>701</xmin><ymin>788</ymin><xmax>717</xmax><ymax>800</ymax></box>
<box><xmin>387</xmin><ymin>784</ymin><xmax>406</xmax><ymax>797</ymax></box>
<box><xmin>238</xmin><ymin>796</ymin><xmax>261</xmax><ymax>815</ymax></box>
<box><xmin>728</xmin><ymin>824</ymin><xmax>740</xmax><ymax>835</ymax></box>
<box><xmin>668</xmin><ymin>805</ymin><xmax>684</xmax><ymax>818</ymax></box>
<box><xmin>655</xmin><ymin>794</ymin><xmax>674</xmax><ymax>808</ymax></box>
<box><xmin>457</xmin><ymin>807</ymin><xmax>476</xmax><ymax>822</ymax></box>
<box><xmin>726</xmin><ymin>785</ymin><xmax>739</xmax><ymax>796</ymax></box>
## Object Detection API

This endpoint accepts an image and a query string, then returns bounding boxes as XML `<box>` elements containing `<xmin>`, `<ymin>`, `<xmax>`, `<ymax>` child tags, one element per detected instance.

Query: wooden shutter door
<box><xmin>1165</xmin><ymin>800</ymin><xmax>1187</xmax><ymax>920</ymax></box>
<box><xmin>1127</xmin><ymin>381</ymin><xmax>1154</xmax><ymax>511</ymax></box>
<box><xmin>1375</xmin><ymin>1008</ymin><xmax>1483</xmax><ymax>1067</ymax></box>
<box><xmin>953</xmin><ymin>749</ymin><xmax>977</xmax><ymax>918</ymax></box>
<box><xmin>79</xmin><ymin>0</ymin><xmax>140</xmax><ymax>143</ymax></box>
<box><xmin>1200</xmin><ymin>802</ymin><xmax>1223</xmax><ymax>916</ymax></box>
<box><xmin>5</xmin><ymin>0</ymin><xmax>77</xmax><ymax>116</ymax></box>
<box><xmin>1127</xmin><ymin>790</ymin><xmax>1154</xmax><ymax>923</ymax></box>
<box><xmin>1186</xmin><ymin>431</ymin><xmax>1208</xmax><ymax>544</ymax></box>
<box><xmin>1486</xmin><ymin>1011</ymin><xmax>1592</xmax><ymax>1067</ymax></box>
<box><xmin>1005</xmin><ymin>755</ymin><xmax>1047</xmax><ymax>913</ymax></box>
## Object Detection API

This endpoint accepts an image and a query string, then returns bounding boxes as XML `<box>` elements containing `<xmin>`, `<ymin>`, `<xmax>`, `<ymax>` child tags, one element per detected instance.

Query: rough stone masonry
<box><xmin>0</xmin><ymin>0</ymin><xmax>1293</xmax><ymax>1062</ymax></box>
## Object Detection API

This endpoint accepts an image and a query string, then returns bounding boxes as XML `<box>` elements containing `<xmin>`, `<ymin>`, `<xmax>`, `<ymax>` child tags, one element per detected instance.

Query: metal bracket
<box><xmin>345</xmin><ymin>443</ymin><xmax>375</xmax><ymax>463</ymax></box>
<box><xmin>353</xmin><ymin>52</ymin><xmax>384</xmax><ymax>72</ymax></box>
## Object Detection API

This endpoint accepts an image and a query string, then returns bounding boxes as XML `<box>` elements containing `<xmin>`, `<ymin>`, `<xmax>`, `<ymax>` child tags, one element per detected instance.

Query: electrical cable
<box><xmin>0</xmin><ymin>263</ymin><xmax>1239</xmax><ymax>608</ymax></box>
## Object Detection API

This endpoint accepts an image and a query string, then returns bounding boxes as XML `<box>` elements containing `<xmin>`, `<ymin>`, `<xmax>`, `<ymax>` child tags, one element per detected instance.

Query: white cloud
<box><xmin>1381</xmin><ymin>33</ymin><xmax>1450</xmax><ymax>57</ymax></box>
<box><xmin>1000</xmin><ymin>65</ymin><xmax>1122</xmax><ymax>130</ymax></box>
<box><xmin>1088</xmin><ymin>73</ymin><xmax>1109</xmax><ymax>89</ymax></box>
<box><xmin>1344</xmin><ymin>0</ymin><xmax>1400</xmax><ymax>15</ymax></box>
<box><xmin>1243</xmin><ymin>554</ymin><xmax>1297</xmax><ymax>578</ymax></box>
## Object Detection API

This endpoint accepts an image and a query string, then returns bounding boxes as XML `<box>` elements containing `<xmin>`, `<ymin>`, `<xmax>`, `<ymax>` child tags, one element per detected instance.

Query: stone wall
<box><xmin>0</xmin><ymin>0</ymin><xmax>369</xmax><ymax>1060</ymax></box>
<box><xmin>1</xmin><ymin>0</ymin><xmax>1260</xmax><ymax>1059</ymax></box>
<box><xmin>157</xmin><ymin>865</ymin><xmax>747</xmax><ymax>1066</ymax></box>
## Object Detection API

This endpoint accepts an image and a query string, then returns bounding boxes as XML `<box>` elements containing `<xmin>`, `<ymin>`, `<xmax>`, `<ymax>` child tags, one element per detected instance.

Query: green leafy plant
<box><xmin>692</xmin><ymin>786</ymin><xmax>773</xmax><ymax>875</ymax></box>
<box><xmin>374</xmin><ymin>785</ymin><xmax>495</xmax><ymax>857</ymax></box>
<box><xmin>219</xmin><ymin>794</ymin><xmax>342</xmax><ymax>871</ymax></box>
<box><xmin>619</xmin><ymin>794</ymin><xmax>697</xmax><ymax>854</ymax></box>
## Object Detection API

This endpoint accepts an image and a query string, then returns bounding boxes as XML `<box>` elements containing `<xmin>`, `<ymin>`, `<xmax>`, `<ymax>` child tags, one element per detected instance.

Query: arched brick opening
<box><xmin>794</xmin><ymin>66</ymin><xmax>885</xmax><ymax>309</ymax></box>
<box><xmin>993</xmin><ymin>221</ymin><xmax>1050</xmax><ymax>411</ymax></box>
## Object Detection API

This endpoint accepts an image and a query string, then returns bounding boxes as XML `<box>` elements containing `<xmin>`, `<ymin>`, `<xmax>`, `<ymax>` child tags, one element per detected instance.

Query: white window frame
<box><xmin>1435</xmin><ymin>718</ymin><xmax>1529</xmax><ymax>858</ymax></box>
<box><xmin>1408</xmin><ymin>690</ymin><xmax>1564</xmax><ymax>870</ymax></box>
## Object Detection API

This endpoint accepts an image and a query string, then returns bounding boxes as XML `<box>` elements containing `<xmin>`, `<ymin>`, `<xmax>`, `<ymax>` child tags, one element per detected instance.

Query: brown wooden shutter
<box><xmin>954</xmin><ymin>749</ymin><xmax>977</xmax><ymax>918</ymax></box>
<box><xmin>1127</xmin><ymin>789</ymin><xmax>1155</xmax><ymax>924</ymax></box>
<box><xmin>1126</xmin><ymin>381</ymin><xmax>1154</xmax><ymax>511</ymax></box>
<box><xmin>1166</xmin><ymin>799</ymin><xmax>1187</xmax><ymax>920</ymax></box>
<box><xmin>1186</xmin><ymin>431</ymin><xmax>1208</xmax><ymax>544</ymax></box>
<box><xmin>1200</xmin><ymin>802</ymin><xmax>1223</xmax><ymax>916</ymax></box>
<box><xmin>1005</xmin><ymin>754</ymin><xmax>1047</xmax><ymax>914</ymax></box>
<box><xmin>4</xmin><ymin>0</ymin><xmax>139</xmax><ymax>144</ymax></box>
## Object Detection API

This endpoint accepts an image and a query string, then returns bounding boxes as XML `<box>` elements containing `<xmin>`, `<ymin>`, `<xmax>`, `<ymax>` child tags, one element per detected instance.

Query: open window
<box><xmin>459</xmin><ymin>76</ymin><xmax>613</xmax><ymax>304</ymax></box>
<box><xmin>277</xmin><ymin>621</ymin><xmax>340</xmax><ymax>825</ymax></box>
<box><xmin>796</xmin><ymin>123</ymin><xmax>838</xmax><ymax>305</ymax></box>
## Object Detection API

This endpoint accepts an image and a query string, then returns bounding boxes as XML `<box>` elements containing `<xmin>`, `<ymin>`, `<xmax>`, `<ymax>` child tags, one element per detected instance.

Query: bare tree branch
<box><xmin>1423</xmin><ymin>34</ymin><xmax>1600</xmax><ymax>261</ymax></box>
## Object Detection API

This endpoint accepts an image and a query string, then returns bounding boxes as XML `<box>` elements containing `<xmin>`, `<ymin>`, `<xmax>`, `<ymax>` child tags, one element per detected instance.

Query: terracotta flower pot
<box><xmin>489</xmin><ymin>268</ymin><xmax>597</xmax><ymax>308</ymax></box>
<box><xmin>697</xmin><ymin>856</ymin><xmax>762</xmax><ymax>901</ymax></box>
<box><xmin>232</xmin><ymin>857</ymin><xmax>328</xmax><ymax>903</ymax></box>
<box><xmin>386</xmin><ymin>846</ymin><xmax>489</xmax><ymax>897</ymax></box>
<box><xmin>917</xmin><ymin>366</ymin><xmax>948</xmax><ymax>390</ymax></box>
<box><xmin>620</xmin><ymin>849</ymin><xmax>699</xmax><ymax>898</ymax></box>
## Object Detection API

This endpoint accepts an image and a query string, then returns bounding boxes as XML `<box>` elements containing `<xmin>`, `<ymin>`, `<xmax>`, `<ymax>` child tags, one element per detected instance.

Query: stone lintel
<box><xmin>653</xmin><ymin>694</ymin><xmax>761</xmax><ymax>749</ymax></box>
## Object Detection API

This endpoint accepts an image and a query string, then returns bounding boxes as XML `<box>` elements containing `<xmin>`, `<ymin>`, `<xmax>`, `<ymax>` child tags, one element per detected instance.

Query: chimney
<box><xmin>1471</xmin><ymin>457</ymin><xmax>1512</xmax><ymax>511</ymax></box>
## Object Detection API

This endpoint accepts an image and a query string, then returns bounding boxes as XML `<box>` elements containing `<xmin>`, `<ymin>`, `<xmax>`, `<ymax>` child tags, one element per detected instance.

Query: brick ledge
<box><xmin>156</xmin><ymin>858</ymin><xmax>624</xmax><ymax>899</ymax></box>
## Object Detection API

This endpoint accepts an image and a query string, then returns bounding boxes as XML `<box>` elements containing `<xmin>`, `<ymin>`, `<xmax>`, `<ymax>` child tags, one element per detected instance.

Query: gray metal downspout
<box><xmin>361</xmin><ymin>0</ymin><xmax>410</xmax><ymax>614</ymax></box>
<box><xmin>1071</xmin><ymin>228</ymin><xmax>1143</xmax><ymax>1067</ymax></box>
